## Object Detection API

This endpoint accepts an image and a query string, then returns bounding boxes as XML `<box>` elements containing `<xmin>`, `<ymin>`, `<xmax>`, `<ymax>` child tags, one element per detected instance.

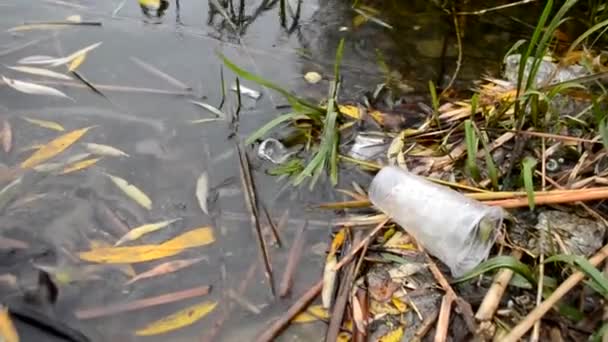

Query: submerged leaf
<box><xmin>20</xmin><ymin>126</ymin><xmax>93</xmax><ymax>168</ymax></box>
<box><xmin>2</xmin><ymin>75</ymin><xmax>72</xmax><ymax>100</ymax></box>
<box><xmin>105</xmin><ymin>173</ymin><xmax>152</xmax><ymax>210</ymax></box>
<box><xmin>126</xmin><ymin>256</ymin><xmax>207</xmax><ymax>285</ymax></box>
<box><xmin>322</xmin><ymin>255</ymin><xmax>337</xmax><ymax>309</ymax></box>
<box><xmin>196</xmin><ymin>172</ymin><xmax>209</xmax><ymax>215</ymax></box>
<box><xmin>6</xmin><ymin>66</ymin><xmax>71</xmax><ymax>80</ymax></box>
<box><xmin>79</xmin><ymin>227</ymin><xmax>215</xmax><ymax>263</ymax></box>
<box><xmin>60</xmin><ymin>157</ymin><xmax>101</xmax><ymax>174</ymax></box>
<box><xmin>84</xmin><ymin>143</ymin><xmax>129</xmax><ymax>157</ymax></box>
<box><xmin>135</xmin><ymin>301</ymin><xmax>217</xmax><ymax>336</ymax></box>
<box><xmin>0</xmin><ymin>119</ymin><xmax>12</xmax><ymax>153</ymax></box>
<box><xmin>292</xmin><ymin>304</ymin><xmax>330</xmax><ymax>323</ymax></box>
<box><xmin>23</xmin><ymin>117</ymin><xmax>65</xmax><ymax>131</ymax></box>
<box><xmin>378</xmin><ymin>326</ymin><xmax>403</xmax><ymax>342</ymax></box>
<box><xmin>115</xmin><ymin>218</ymin><xmax>182</xmax><ymax>246</ymax></box>
<box><xmin>0</xmin><ymin>305</ymin><xmax>18</xmax><ymax>342</ymax></box>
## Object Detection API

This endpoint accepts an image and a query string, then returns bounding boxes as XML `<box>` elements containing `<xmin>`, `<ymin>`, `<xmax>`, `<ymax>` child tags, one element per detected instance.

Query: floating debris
<box><xmin>230</xmin><ymin>83</ymin><xmax>261</xmax><ymax>100</ymax></box>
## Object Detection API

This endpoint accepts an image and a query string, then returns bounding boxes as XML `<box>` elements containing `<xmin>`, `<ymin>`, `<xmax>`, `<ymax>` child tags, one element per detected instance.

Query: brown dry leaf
<box><xmin>291</xmin><ymin>304</ymin><xmax>330</xmax><ymax>323</ymax></box>
<box><xmin>0</xmin><ymin>119</ymin><xmax>12</xmax><ymax>153</ymax></box>
<box><xmin>126</xmin><ymin>256</ymin><xmax>206</xmax><ymax>285</ymax></box>
<box><xmin>79</xmin><ymin>227</ymin><xmax>214</xmax><ymax>264</ymax></box>
<box><xmin>0</xmin><ymin>305</ymin><xmax>18</xmax><ymax>342</ymax></box>
<box><xmin>378</xmin><ymin>326</ymin><xmax>403</xmax><ymax>342</ymax></box>
<box><xmin>20</xmin><ymin>126</ymin><xmax>94</xmax><ymax>168</ymax></box>
<box><xmin>135</xmin><ymin>301</ymin><xmax>217</xmax><ymax>336</ymax></box>
<box><xmin>60</xmin><ymin>157</ymin><xmax>101</xmax><ymax>174</ymax></box>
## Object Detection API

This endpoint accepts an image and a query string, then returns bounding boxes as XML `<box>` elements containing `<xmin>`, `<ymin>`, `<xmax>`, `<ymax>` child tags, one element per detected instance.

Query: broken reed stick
<box><xmin>279</xmin><ymin>221</ymin><xmax>307</xmax><ymax>297</ymax></box>
<box><xmin>333</xmin><ymin>218</ymin><xmax>390</xmax><ymax>271</ymax></box>
<box><xmin>75</xmin><ymin>285</ymin><xmax>210</xmax><ymax>319</ymax></box>
<box><xmin>434</xmin><ymin>294</ymin><xmax>454</xmax><ymax>342</ymax></box>
<box><xmin>484</xmin><ymin>187</ymin><xmax>608</xmax><ymax>208</ymax></box>
<box><xmin>353</xmin><ymin>287</ymin><xmax>369</xmax><ymax>341</ymax></box>
<box><xmin>502</xmin><ymin>242</ymin><xmax>608</xmax><ymax>342</ymax></box>
<box><xmin>326</xmin><ymin>231</ymin><xmax>362</xmax><ymax>342</ymax></box>
<box><xmin>255</xmin><ymin>280</ymin><xmax>323</xmax><ymax>342</ymax></box>
<box><xmin>475</xmin><ymin>250</ymin><xmax>523</xmax><ymax>321</ymax></box>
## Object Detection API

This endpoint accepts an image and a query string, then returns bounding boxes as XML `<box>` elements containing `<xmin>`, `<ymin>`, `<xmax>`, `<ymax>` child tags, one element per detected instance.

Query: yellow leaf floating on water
<box><xmin>135</xmin><ymin>301</ymin><xmax>217</xmax><ymax>336</ymax></box>
<box><xmin>60</xmin><ymin>157</ymin><xmax>101</xmax><ymax>174</ymax></box>
<box><xmin>68</xmin><ymin>53</ymin><xmax>86</xmax><ymax>72</ymax></box>
<box><xmin>105</xmin><ymin>173</ymin><xmax>152</xmax><ymax>210</ymax></box>
<box><xmin>23</xmin><ymin>117</ymin><xmax>65</xmax><ymax>131</ymax></box>
<box><xmin>378</xmin><ymin>326</ymin><xmax>403</xmax><ymax>342</ymax></box>
<box><xmin>79</xmin><ymin>227</ymin><xmax>214</xmax><ymax>263</ymax></box>
<box><xmin>338</xmin><ymin>105</ymin><xmax>384</xmax><ymax>125</ymax></box>
<box><xmin>114</xmin><ymin>218</ymin><xmax>181</xmax><ymax>246</ymax></box>
<box><xmin>329</xmin><ymin>228</ymin><xmax>346</xmax><ymax>257</ymax></box>
<box><xmin>126</xmin><ymin>256</ymin><xmax>206</xmax><ymax>285</ymax></box>
<box><xmin>20</xmin><ymin>126</ymin><xmax>93</xmax><ymax>169</ymax></box>
<box><xmin>292</xmin><ymin>304</ymin><xmax>330</xmax><ymax>323</ymax></box>
<box><xmin>0</xmin><ymin>305</ymin><xmax>18</xmax><ymax>342</ymax></box>
<box><xmin>337</xmin><ymin>332</ymin><xmax>351</xmax><ymax>342</ymax></box>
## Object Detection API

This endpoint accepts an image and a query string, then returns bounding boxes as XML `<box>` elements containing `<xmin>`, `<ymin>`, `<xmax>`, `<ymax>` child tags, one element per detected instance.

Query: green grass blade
<box><xmin>567</xmin><ymin>17</ymin><xmax>608</xmax><ymax>53</ymax></box>
<box><xmin>245</xmin><ymin>112</ymin><xmax>304</xmax><ymax>145</ymax></box>
<box><xmin>454</xmin><ymin>255</ymin><xmax>537</xmax><ymax>286</ymax></box>
<box><xmin>545</xmin><ymin>254</ymin><xmax>608</xmax><ymax>297</ymax></box>
<box><xmin>464</xmin><ymin>119</ymin><xmax>480</xmax><ymax>180</ymax></box>
<box><xmin>521</xmin><ymin>156</ymin><xmax>537</xmax><ymax>210</ymax></box>
<box><xmin>473</xmin><ymin>123</ymin><xmax>499</xmax><ymax>189</ymax></box>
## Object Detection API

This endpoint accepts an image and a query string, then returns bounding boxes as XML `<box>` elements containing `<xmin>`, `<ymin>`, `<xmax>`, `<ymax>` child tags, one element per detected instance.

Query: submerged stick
<box><xmin>236</xmin><ymin>143</ymin><xmax>275</xmax><ymax>297</ymax></box>
<box><xmin>75</xmin><ymin>285</ymin><xmax>210</xmax><ymax>319</ymax></box>
<box><xmin>502</xmin><ymin>242</ymin><xmax>608</xmax><ymax>342</ymax></box>
<box><xmin>255</xmin><ymin>280</ymin><xmax>323</xmax><ymax>342</ymax></box>
<box><xmin>129</xmin><ymin>56</ymin><xmax>191</xmax><ymax>90</ymax></box>
<box><xmin>279</xmin><ymin>221</ymin><xmax>307</xmax><ymax>297</ymax></box>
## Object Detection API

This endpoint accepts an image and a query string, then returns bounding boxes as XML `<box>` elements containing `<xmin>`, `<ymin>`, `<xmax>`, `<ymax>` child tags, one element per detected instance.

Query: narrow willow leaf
<box><xmin>126</xmin><ymin>256</ymin><xmax>206</xmax><ymax>285</ymax></box>
<box><xmin>195</xmin><ymin>172</ymin><xmax>209</xmax><ymax>215</ymax></box>
<box><xmin>23</xmin><ymin>117</ymin><xmax>65</xmax><ymax>131</ymax></box>
<box><xmin>60</xmin><ymin>157</ymin><xmax>101</xmax><ymax>174</ymax></box>
<box><xmin>545</xmin><ymin>254</ymin><xmax>608</xmax><ymax>297</ymax></box>
<box><xmin>521</xmin><ymin>156</ymin><xmax>537</xmax><ymax>210</ymax></box>
<box><xmin>17</xmin><ymin>42</ymin><xmax>101</xmax><ymax>67</ymax></box>
<box><xmin>106</xmin><ymin>173</ymin><xmax>152</xmax><ymax>210</ymax></box>
<box><xmin>455</xmin><ymin>255</ymin><xmax>537</xmax><ymax>286</ymax></box>
<box><xmin>2</xmin><ymin>75</ymin><xmax>72</xmax><ymax>100</ymax></box>
<box><xmin>6</xmin><ymin>66</ymin><xmax>71</xmax><ymax>80</ymax></box>
<box><xmin>189</xmin><ymin>100</ymin><xmax>225</xmax><ymax>118</ymax></box>
<box><xmin>135</xmin><ymin>301</ymin><xmax>217</xmax><ymax>336</ymax></box>
<box><xmin>84</xmin><ymin>143</ymin><xmax>129</xmax><ymax>157</ymax></box>
<box><xmin>322</xmin><ymin>255</ymin><xmax>337</xmax><ymax>309</ymax></box>
<box><xmin>0</xmin><ymin>119</ymin><xmax>12</xmax><ymax>153</ymax></box>
<box><xmin>291</xmin><ymin>304</ymin><xmax>330</xmax><ymax>323</ymax></box>
<box><xmin>20</xmin><ymin>126</ymin><xmax>93</xmax><ymax>168</ymax></box>
<box><xmin>68</xmin><ymin>53</ymin><xmax>86</xmax><ymax>72</ymax></box>
<box><xmin>79</xmin><ymin>227</ymin><xmax>215</xmax><ymax>263</ymax></box>
<box><xmin>115</xmin><ymin>218</ymin><xmax>182</xmax><ymax>246</ymax></box>
<box><xmin>0</xmin><ymin>305</ymin><xmax>18</xmax><ymax>342</ymax></box>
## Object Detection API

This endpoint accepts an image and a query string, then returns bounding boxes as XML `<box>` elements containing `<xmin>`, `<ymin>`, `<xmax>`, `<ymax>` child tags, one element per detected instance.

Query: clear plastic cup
<box><xmin>369</xmin><ymin>166</ymin><xmax>504</xmax><ymax>277</ymax></box>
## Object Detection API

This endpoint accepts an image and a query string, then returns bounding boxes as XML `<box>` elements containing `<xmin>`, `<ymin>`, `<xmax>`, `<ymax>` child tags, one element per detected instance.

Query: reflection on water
<box><xmin>0</xmin><ymin>0</ymin><xmax>535</xmax><ymax>340</ymax></box>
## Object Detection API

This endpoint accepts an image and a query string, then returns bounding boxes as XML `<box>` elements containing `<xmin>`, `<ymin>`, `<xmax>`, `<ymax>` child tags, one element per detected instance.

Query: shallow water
<box><xmin>0</xmin><ymin>0</ymin><xmax>536</xmax><ymax>340</ymax></box>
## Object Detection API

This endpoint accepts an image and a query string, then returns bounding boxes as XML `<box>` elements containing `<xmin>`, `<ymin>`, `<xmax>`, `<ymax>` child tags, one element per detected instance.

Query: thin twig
<box><xmin>502</xmin><ymin>242</ymin><xmax>608</xmax><ymax>341</ymax></box>
<box><xmin>236</xmin><ymin>143</ymin><xmax>275</xmax><ymax>297</ymax></box>
<box><xmin>261</xmin><ymin>202</ymin><xmax>282</xmax><ymax>247</ymax></box>
<box><xmin>456</xmin><ymin>0</ymin><xmax>536</xmax><ymax>15</ymax></box>
<box><xmin>333</xmin><ymin>218</ymin><xmax>389</xmax><ymax>271</ymax></box>
<box><xmin>279</xmin><ymin>221</ymin><xmax>307</xmax><ymax>297</ymax></box>
<box><xmin>130</xmin><ymin>56</ymin><xmax>191</xmax><ymax>90</ymax></box>
<box><xmin>440</xmin><ymin>4</ymin><xmax>463</xmax><ymax>96</ymax></box>
<box><xmin>255</xmin><ymin>280</ymin><xmax>323</xmax><ymax>342</ymax></box>
<box><xmin>434</xmin><ymin>294</ymin><xmax>453</xmax><ymax>342</ymax></box>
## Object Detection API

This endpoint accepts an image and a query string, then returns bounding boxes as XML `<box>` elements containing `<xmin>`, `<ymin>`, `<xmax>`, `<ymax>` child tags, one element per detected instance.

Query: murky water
<box><xmin>0</xmin><ymin>0</ymin><xmax>536</xmax><ymax>341</ymax></box>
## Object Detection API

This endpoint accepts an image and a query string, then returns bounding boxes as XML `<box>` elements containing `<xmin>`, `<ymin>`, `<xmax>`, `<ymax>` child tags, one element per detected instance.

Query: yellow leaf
<box><xmin>322</xmin><ymin>256</ymin><xmax>337</xmax><ymax>309</ymax></box>
<box><xmin>68</xmin><ymin>53</ymin><xmax>86</xmax><ymax>72</ymax></box>
<box><xmin>23</xmin><ymin>117</ymin><xmax>65</xmax><ymax>131</ymax></box>
<box><xmin>337</xmin><ymin>105</ymin><xmax>384</xmax><ymax>124</ymax></box>
<box><xmin>79</xmin><ymin>227</ymin><xmax>214</xmax><ymax>263</ymax></box>
<box><xmin>353</xmin><ymin>14</ymin><xmax>368</xmax><ymax>28</ymax></box>
<box><xmin>391</xmin><ymin>297</ymin><xmax>408</xmax><ymax>313</ymax></box>
<box><xmin>20</xmin><ymin>126</ymin><xmax>93</xmax><ymax>169</ymax></box>
<box><xmin>0</xmin><ymin>305</ymin><xmax>18</xmax><ymax>342</ymax></box>
<box><xmin>292</xmin><ymin>304</ymin><xmax>330</xmax><ymax>323</ymax></box>
<box><xmin>379</xmin><ymin>326</ymin><xmax>403</xmax><ymax>342</ymax></box>
<box><xmin>105</xmin><ymin>173</ymin><xmax>152</xmax><ymax>210</ymax></box>
<box><xmin>329</xmin><ymin>228</ymin><xmax>346</xmax><ymax>257</ymax></box>
<box><xmin>370</xmin><ymin>301</ymin><xmax>401</xmax><ymax>316</ymax></box>
<box><xmin>115</xmin><ymin>218</ymin><xmax>181</xmax><ymax>246</ymax></box>
<box><xmin>60</xmin><ymin>157</ymin><xmax>101</xmax><ymax>174</ymax></box>
<box><xmin>337</xmin><ymin>332</ymin><xmax>351</xmax><ymax>342</ymax></box>
<box><xmin>135</xmin><ymin>301</ymin><xmax>217</xmax><ymax>336</ymax></box>
<box><xmin>138</xmin><ymin>0</ymin><xmax>161</xmax><ymax>9</ymax></box>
